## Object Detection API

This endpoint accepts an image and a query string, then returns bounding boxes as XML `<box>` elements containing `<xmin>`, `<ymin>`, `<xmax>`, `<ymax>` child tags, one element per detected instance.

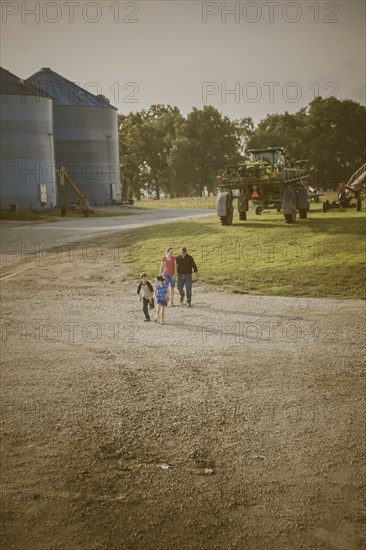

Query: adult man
<box><xmin>176</xmin><ymin>247</ymin><xmax>198</xmax><ymax>307</ymax></box>
<box><xmin>159</xmin><ymin>246</ymin><xmax>177</xmax><ymax>306</ymax></box>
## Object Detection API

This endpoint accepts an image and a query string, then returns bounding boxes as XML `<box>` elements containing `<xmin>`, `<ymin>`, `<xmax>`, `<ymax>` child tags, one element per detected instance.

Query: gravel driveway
<box><xmin>1</xmin><ymin>225</ymin><xmax>365</xmax><ymax>550</ymax></box>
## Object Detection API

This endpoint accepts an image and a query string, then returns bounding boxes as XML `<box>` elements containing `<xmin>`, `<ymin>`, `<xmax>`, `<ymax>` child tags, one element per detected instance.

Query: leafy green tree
<box><xmin>305</xmin><ymin>97</ymin><xmax>366</xmax><ymax>187</ymax></box>
<box><xmin>247</xmin><ymin>109</ymin><xmax>308</xmax><ymax>161</ymax></box>
<box><xmin>247</xmin><ymin>97</ymin><xmax>366</xmax><ymax>188</ymax></box>
<box><xmin>119</xmin><ymin>97</ymin><xmax>365</xmax><ymax>199</ymax></box>
<box><xmin>119</xmin><ymin>106</ymin><xmax>183</xmax><ymax>199</ymax></box>
<box><xmin>170</xmin><ymin>106</ymin><xmax>241</xmax><ymax>196</ymax></box>
<box><xmin>119</xmin><ymin>112</ymin><xmax>148</xmax><ymax>200</ymax></box>
<box><xmin>139</xmin><ymin>105</ymin><xmax>183</xmax><ymax>198</ymax></box>
<box><xmin>233</xmin><ymin>116</ymin><xmax>255</xmax><ymax>158</ymax></box>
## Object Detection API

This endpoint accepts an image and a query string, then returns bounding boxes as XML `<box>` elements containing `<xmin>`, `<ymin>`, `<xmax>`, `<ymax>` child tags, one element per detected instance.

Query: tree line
<box><xmin>118</xmin><ymin>97</ymin><xmax>366</xmax><ymax>199</ymax></box>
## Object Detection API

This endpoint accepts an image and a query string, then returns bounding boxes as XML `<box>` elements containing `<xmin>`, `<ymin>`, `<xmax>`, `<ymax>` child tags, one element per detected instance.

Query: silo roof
<box><xmin>0</xmin><ymin>66</ymin><xmax>52</xmax><ymax>97</ymax></box>
<box><xmin>26</xmin><ymin>68</ymin><xmax>117</xmax><ymax>109</ymax></box>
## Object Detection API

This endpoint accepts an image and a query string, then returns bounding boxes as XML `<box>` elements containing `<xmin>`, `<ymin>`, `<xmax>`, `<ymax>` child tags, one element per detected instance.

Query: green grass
<box><xmin>135</xmin><ymin>196</ymin><xmax>216</xmax><ymax>209</ymax></box>
<box><xmin>0</xmin><ymin>206</ymin><xmax>143</xmax><ymax>223</ymax></box>
<box><xmin>121</xmin><ymin>206</ymin><xmax>366</xmax><ymax>299</ymax></box>
<box><xmin>133</xmin><ymin>192</ymin><xmax>340</xmax><ymax>211</ymax></box>
<box><xmin>0</xmin><ymin>209</ymin><xmax>61</xmax><ymax>223</ymax></box>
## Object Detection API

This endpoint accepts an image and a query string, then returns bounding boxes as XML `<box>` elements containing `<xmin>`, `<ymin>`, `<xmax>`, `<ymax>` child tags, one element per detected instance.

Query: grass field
<box><xmin>122</xmin><ymin>206</ymin><xmax>366</xmax><ymax>299</ymax></box>
<box><xmin>133</xmin><ymin>193</ymin><xmax>340</xmax><ymax>210</ymax></box>
<box><xmin>0</xmin><ymin>206</ymin><xmax>143</xmax><ymax>223</ymax></box>
<box><xmin>135</xmin><ymin>196</ymin><xmax>217</xmax><ymax>209</ymax></box>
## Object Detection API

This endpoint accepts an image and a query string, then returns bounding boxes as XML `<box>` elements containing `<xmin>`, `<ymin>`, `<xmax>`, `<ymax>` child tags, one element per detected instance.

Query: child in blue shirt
<box><xmin>154</xmin><ymin>276</ymin><xmax>168</xmax><ymax>325</ymax></box>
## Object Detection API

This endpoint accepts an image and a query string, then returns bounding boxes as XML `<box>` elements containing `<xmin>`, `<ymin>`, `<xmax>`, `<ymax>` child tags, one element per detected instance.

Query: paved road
<box><xmin>0</xmin><ymin>208</ymin><xmax>215</xmax><ymax>268</ymax></box>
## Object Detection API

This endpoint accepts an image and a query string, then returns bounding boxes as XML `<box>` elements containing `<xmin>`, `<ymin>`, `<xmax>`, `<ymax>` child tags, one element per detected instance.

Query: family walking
<box><xmin>136</xmin><ymin>246</ymin><xmax>199</xmax><ymax>324</ymax></box>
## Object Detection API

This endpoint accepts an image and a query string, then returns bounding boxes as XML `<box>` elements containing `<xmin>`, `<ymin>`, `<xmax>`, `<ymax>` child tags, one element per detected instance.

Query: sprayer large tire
<box><xmin>299</xmin><ymin>209</ymin><xmax>307</xmax><ymax>219</ymax></box>
<box><xmin>284</xmin><ymin>205</ymin><xmax>297</xmax><ymax>224</ymax></box>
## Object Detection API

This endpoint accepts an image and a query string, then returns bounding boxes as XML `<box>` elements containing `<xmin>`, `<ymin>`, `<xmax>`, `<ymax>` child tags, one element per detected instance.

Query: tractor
<box><xmin>322</xmin><ymin>163</ymin><xmax>366</xmax><ymax>213</ymax></box>
<box><xmin>216</xmin><ymin>147</ymin><xmax>309</xmax><ymax>224</ymax></box>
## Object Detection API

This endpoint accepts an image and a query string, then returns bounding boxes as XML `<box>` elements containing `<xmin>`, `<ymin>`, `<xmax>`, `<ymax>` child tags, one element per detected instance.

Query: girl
<box><xmin>154</xmin><ymin>276</ymin><xmax>169</xmax><ymax>325</ymax></box>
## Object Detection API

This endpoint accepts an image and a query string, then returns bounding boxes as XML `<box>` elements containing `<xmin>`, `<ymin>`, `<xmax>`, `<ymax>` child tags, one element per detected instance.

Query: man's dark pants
<box><xmin>142</xmin><ymin>298</ymin><xmax>150</xmax><ymax>320</ymax></box>
<box><xmin>178</xmin><ymin>274</ymin><xmax>192</xmax><ymax>304</ymax></box>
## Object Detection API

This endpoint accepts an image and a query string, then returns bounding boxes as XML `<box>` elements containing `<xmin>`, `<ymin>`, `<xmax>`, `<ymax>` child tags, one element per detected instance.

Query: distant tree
<box><xmin>170</xmin><ymin>106</ymin><xmax>241</xmax><ymax>196</ymax></box>
<box><xmin>119</xmin><ymin>97</ymin><xmax>365</xmax><ymax>199</ymax></box>
<box><xmin>304</xmin><ymin>97</ymin><xmax>366</xmax><ymax>188</ymax></box>
<box><xmin>234</xmin><ymin>116</ymin><xmax>255</xmax><ymax>159</ymax></box>
<box><xmin>247</xmin><ymin>109</ymin><xmax>308</xmax><ymax>161</ymax></box>
<box><xmin>119</xmin><ymin>106</ymin><xmax>183</xmax><ymax>199</ymax></box>
<box><xmin>139</xmin><ymin>105</ymin><xmax>183</xmax><ymax>199</ymax></box>
<box><xmin>119</xmin><ymin>112</ymin><xmax>147</xmax><ymax>200</ymax></box>
<box><xmin>247</xmin><ymin>97</ymin><xmax>366</xmax><ymax>188</ymax></box>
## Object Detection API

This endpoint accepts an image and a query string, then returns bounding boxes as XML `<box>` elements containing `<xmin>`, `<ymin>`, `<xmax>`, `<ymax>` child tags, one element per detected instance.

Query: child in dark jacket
<box><xmin>137</xmin><ymin>273</ymin><xmax>154</xmax><ymax>321</ymax></box>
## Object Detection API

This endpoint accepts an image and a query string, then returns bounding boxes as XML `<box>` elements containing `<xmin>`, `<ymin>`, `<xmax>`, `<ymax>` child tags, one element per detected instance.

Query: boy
<box><xmin>159</xmin><ymin>246</ymin><xmax>177</xmax><ymax>306</ymax></box>
<box><xmin>137</xmin><ymin>273</ymin><xmax>154</xmax><ymax>322</ymax></box>
<box><xmin>154</xmin><ymin>275</ymin><xmax>169</xmax><ymax>325</ymax></box>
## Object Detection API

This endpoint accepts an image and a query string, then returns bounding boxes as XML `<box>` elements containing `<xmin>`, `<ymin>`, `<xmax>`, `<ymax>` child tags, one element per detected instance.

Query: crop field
<box><xmin>124</xmin><ymin>207</ymin><xmax>366</xmax><ymax>299</ymax></box>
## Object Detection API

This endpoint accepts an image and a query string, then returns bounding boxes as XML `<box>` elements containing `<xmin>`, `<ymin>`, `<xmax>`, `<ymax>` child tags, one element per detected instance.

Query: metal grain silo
<box><xmin>0</xmin><ymin>67</ymin><xmax>57</xmax><ymax>211</ymax></box>
<box><xmin>26</xmin><ymin>68</ymin><xmax>121</xmax><ymax>206</ymax></box>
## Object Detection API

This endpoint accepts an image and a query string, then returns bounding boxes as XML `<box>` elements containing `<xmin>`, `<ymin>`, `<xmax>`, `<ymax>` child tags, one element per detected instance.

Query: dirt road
<box><xmin>1</xmin><ymin>229</ymin><xmax>365</xmax><ymax>550</ymax></box>
<box><xmin>0</xmin><ymin>208</ymin><xmax>215</xmax><ymax>268</ymax></box>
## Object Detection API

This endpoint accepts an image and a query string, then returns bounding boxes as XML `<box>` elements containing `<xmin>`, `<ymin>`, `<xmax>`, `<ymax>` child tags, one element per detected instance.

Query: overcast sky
<box><xmin>1</xmin><ymin>0</ymin><xmax>365</xmax><ymax>122</ymax></box>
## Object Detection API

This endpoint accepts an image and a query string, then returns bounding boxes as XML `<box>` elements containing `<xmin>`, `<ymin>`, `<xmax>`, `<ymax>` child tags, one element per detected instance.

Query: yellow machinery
<box><xmin>59</xmin><ymin>166</ymin><xmax>94</xmax><ymax>217</ymax></box>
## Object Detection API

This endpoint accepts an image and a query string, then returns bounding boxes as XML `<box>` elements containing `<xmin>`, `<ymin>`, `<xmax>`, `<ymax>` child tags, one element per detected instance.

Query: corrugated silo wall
<box><xmin>0</xmin><ymin>95</ymin><xmax>57</xmax><ymax>210</ymax></box>
<box><xmin>53</xmin><ymin>106</ymin><xmax>120</xmax><ymax>206</ymax></box>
